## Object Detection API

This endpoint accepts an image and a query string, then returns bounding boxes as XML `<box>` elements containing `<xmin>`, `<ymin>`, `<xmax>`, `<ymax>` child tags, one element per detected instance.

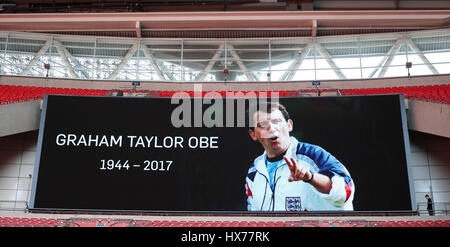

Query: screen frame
<box><xmin>28</xmin><ymin>93</ymin><xmax>416</xmax><ymax>214</ymax></box>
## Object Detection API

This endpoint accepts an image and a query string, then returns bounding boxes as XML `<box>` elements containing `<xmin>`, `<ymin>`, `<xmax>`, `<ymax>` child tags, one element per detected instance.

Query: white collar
<box><xmin>254</xmin><ymin>136</ymin><xmax>299</xmax><ymax>177</ymax></box>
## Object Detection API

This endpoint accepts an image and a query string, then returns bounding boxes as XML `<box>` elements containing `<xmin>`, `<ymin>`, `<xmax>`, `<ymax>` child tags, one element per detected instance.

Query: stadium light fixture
<box><xmin>44</xmin><ymin>63</ymin><xmax>50</xmax><ymax>78</ymax></box>
<box><xmin>406</xmin><ymin>62</ymin><xmax>412</xmax><ymax>77</ymax></box>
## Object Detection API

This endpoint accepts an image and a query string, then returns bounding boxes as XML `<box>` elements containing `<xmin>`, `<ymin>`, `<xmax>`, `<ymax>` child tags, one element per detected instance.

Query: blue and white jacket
<box><xmin>245</xmin><ymin>137</ymin><xmax>355</xmax><ymax>211</ymax></box>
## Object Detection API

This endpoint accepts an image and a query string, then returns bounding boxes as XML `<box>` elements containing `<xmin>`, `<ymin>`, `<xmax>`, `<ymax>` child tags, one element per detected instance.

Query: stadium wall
<box><xmin>406</xmin><ymin>100</ymin><xmax>450</xmax><ymax>138</ymax></box>
<box><xmin>0</xmin><ymin>129</ymin><xmax>448</xmax><ymax>215</ymax></box>
<box><xmin>409</xmin><ymin>131</ymin><xmax>450</xmax><ymax>215</ymax></box>
<box><xmin>0</xmin><ymin>101</ymin><xmax>41</xmax><ymax>138</ymax></box>
<box><xmin>0</xmin><ymin>131</ymin><xmax>36</xmax><ymax>212</ymax></box>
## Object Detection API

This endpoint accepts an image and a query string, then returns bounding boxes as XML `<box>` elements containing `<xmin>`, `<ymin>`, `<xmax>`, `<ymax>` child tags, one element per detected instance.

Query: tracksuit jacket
<box><xmin>245</xmin><ymin>137</ymin><xmax>355</xmax><ymax>211</ymax></box>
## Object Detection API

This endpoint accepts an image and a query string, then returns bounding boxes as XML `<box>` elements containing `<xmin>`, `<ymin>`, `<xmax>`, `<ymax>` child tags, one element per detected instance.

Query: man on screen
<box><xmin>245</xmin><ymin>101</ymin><xmax>354</xmax><ymax>211</ymax></box>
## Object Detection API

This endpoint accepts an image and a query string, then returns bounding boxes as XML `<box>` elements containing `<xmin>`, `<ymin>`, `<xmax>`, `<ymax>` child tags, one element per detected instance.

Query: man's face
<box><xmin>249</xmin><ymin>108</ymin><xmax>293</xmax><ymax>158</ymax></box>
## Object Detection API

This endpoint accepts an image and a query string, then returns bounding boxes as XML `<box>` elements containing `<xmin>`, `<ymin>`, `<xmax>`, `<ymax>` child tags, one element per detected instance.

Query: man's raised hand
<box><xmin>283</xmin><ymin>156</ymin><xmax>312</xmax><ymax>182</ymax></box>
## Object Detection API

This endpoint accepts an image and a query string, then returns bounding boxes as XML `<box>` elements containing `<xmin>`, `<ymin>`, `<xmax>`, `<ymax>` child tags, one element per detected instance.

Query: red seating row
<box><xmin>0</xmin><ymin>216</ymin><xmax>63</xmax><ymax>227</ymax></box>
<box><xmin>132</xmin><ymin>220</ymin><xmax>286</xmax><ymax>227</ymax></box>
<box><xmin>157</xmin><ymin>90</ymin><xmax>299</xmax><ymax>98</ymax></box>
<box><xmin>340</xmin><ymin>84</ymin><xmax>450</xmax><ymax>104</ymax></box>
<box><xmin>138</xmin><ymin>84</ymin><xmax>450</xmax><ymax>105</ymax></box>
<box><xmin>1</xmin><ymin>84</ymin><xmax>449</xmax><ymax>105</ymax></box>
<box><xmin>0</xmin><ymin>216</ymin><xmax>449</xmax><ymax>227</ymax></box>
<box><xmin>0</xmin><ymin>85</ymin><xmax>110</xmax><ymax>104</ymax></box>
<box><xmin>368</xmin><ymin>220</ymin><xmax>450</xmax><ymax>227</ymax></box>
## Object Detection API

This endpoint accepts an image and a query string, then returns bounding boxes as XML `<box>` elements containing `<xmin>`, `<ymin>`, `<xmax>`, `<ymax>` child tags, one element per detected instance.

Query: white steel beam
<box><xmin>53</xmin><ymin>39</ymin><xmax>77</xmax><ymax>78</ymax></box>
<box><xmin>196</xmin><ymin>43</ymin><xmax>224</xmax><ymax>81</ymax></box>
<box><xmin>20</xmin><ymin>39</ymin><xmax>51</xmax><ymax>76</ymax></box>
<box><xmin>58</xmin><ymin>45</ymin><xmax>91</xmax><ymax>79</ymax></box>
<box><xmin>371</xmin><ymin>38</ymin><xmax>403</xmax><ymax>78</ymax></box>
<box><xmin>282</xmin><ymin>43</ymin><xmax>313</xmax><ymax>81</ymax></box>
<box><xmin>141</xmin><ymin>46</ymin><xmax>168</xmax><ymax>81</ymax></box>
<box><xmin>315</xmin><ymin>42</ymin><xmax>346</xmax><ymax>79</ymax></box>
<box><xmin>406</xmin><ymin>38</ymin><xmax>439</xmax><ymax>74</ymax></box>
<box><xmin>108</xmin><ymin>44</ymin><xmax>138</xmax><ymax>80</ymax></box>
<box><xmin>228</xmin><ymin>44</ymin><xmax>257</xmax><ymax>81</ymax></box>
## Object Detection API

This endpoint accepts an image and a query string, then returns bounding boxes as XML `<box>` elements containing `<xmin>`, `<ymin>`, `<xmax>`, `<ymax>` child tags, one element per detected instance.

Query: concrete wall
<box><xmin>0</xmin><ymin>130</ymin><xmax>448</xmax><ymax>214</ymax></box>
<box><xmin>409</xmin><ymin>131</ymin><xmax>450</xmax><ymax>215</ymax></box>
<box><xmin>0</xmin><ymin>131</ymin><xmax>37</xmax><ymax>212</ymax></box>
<box><xmin>406</xmin><ymin>100</ymin><xmax>450</xmax><ymax>138</ymax></box>
<box><xmin>0</xmin><ymin>101</ymin><xmax>41</xmax><ymax>138</ymax></box>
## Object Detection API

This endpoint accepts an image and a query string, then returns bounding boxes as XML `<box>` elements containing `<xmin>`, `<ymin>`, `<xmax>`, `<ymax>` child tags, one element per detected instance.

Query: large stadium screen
<box><xmin>30</xmin><ymin>93</ymin><xmax>415</xmax><ymax>212</ymax></box>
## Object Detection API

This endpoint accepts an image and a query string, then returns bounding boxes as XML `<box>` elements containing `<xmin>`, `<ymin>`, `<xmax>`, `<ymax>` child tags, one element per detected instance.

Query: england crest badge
<box><xmin>285</xmin><ymin>197</ymin><xmax>302</xmax><ymax>211</ymax></box>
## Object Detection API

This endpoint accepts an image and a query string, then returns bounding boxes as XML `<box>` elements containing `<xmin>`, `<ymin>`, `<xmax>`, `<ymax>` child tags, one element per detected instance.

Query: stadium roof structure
<box><xmin>0</xmin><ymin>8</ymin><xmax>449</xmax><ymax>82</ymax></box>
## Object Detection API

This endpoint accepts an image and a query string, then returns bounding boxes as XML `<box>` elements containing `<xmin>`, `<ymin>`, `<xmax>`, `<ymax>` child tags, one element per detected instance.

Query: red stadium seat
<box><xmin>264</xmin><ymin>221</ymin><xmax>274</xmax><ymax>227</ymax></box>
<box><xmin>221</xmin><ymin>221</ymin><xmax>231</xmax><ymax>227</ymax></box>
<box><xmin>204</xmin><ymin>221</ymin><xmax>214</xmax><ymax>227</ymax></box>
<box><xmin>238</xmin><ymin>221</ymin><xmax>249</xmax><ymax>227</ymax></box>
<box><xmin>275</xmin><ymin>221</ymin><xmax>285</xmax><ymax>227</ymax></box>
<box><xmin>248</xmin><ymin>221</ymin><xmax>258</xmax><ymax>227</ymax></box>
<box><xmin>212</xmin><ymin>221</ymin><xmax>222</xmax><ymax>227</ymax></box>
<box><xmin>169</xmin><ymin>221</ymin><xmax>181</xmax><ymax>227</ymax></box>
<box><xmin>257</xmin><ymin>221</ymin><xmax>266</xmax><ymax>227</ymax></box>
<box><xmin>193</xmin><ymin>221</ymin><xmax>205</xmax><ymax>227</ymax></box>
<box><xmin>160</xmin><ymin>220</ymin><xmax>171</xmax><ymax>227</ymax></box>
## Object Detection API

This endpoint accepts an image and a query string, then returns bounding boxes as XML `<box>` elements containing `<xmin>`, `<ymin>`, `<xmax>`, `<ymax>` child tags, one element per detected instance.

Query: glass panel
<box><xmin>0</xmin><ymin>29</ymin><xmax>449</xmax><ymax>81</ymax></box>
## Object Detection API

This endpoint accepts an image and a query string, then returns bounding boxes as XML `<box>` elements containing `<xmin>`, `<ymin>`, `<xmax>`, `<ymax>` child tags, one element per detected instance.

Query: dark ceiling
<box><xmin>1</xmin><ymin>0</ymin><xmax>450</xmax><ymax>13</ymax></box>
<box><xmin>1</xmin><ymin>1</ymin><xmax>449</xmax><ymax>38</ymax></box>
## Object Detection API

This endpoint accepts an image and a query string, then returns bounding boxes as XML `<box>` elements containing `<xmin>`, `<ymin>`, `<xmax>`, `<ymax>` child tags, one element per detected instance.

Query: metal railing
<box><xmin>417</xmin><ymin>202</ymin><xmax>450</xmax><ymax>216</ymax></box>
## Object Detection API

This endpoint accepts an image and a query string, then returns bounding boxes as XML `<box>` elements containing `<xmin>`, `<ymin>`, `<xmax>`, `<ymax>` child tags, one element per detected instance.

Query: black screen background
<box><xmin>31</xmin><ymin>94</ymin><xmax>413</xmax><ymax>212</ymax></box>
